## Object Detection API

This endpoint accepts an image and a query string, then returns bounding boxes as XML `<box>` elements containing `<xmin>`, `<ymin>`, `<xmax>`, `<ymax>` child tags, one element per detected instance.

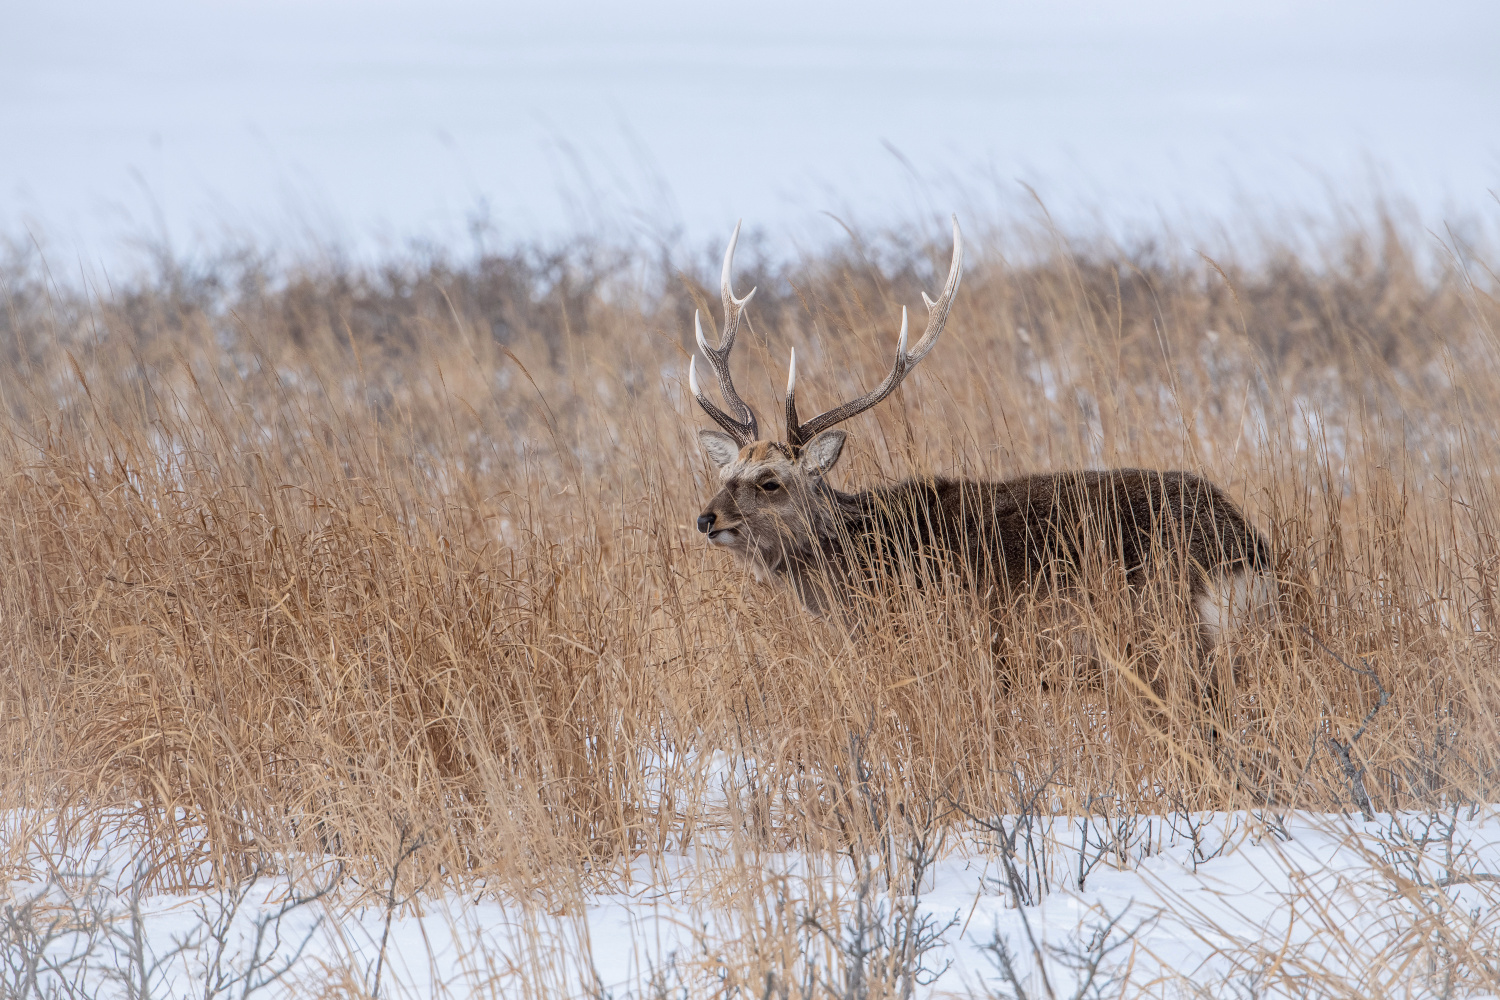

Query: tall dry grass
<box><xmin>1</xmin><ymin>207</ymin><xmax>1498</xmax><ymax>921</ymax></box>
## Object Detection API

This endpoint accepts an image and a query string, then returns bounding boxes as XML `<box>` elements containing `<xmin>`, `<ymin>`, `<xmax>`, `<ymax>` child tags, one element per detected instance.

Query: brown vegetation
<box><xmin>1</xmin><ymin>209</ymin><xmax>1497</xmax><ymax>926</ymax></box>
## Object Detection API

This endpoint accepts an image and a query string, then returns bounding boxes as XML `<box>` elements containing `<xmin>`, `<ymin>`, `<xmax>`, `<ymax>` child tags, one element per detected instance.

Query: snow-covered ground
<box><xmin>5</xmin><ymin>1</ymin><xmax>1498</xmax><ymax>269</ymax></box>
<box><xmin>7</xmin><ymin>807</ymin><xmax>1499</xmax><ymax>998</ymax></box>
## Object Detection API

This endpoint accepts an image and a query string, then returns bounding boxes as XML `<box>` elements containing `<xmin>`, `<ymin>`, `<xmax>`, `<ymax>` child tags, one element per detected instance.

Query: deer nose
<box><xmin>696</xmin><ymin>513</ymin><xmax>715</xmax><ymax>534</ymax></box>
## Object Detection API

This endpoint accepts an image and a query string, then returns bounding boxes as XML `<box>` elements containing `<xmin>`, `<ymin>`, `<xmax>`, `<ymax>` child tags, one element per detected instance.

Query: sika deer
<box><xmin>688</xmin><ymin>218</ymin><xmax>1271</xmax><ymax>684</ymax></box>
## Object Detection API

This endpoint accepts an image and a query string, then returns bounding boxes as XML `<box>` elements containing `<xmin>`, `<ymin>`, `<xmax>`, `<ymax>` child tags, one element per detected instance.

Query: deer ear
<box><xmin>698</xmin><ymin>429</ymin><xmax>741</xmax><ymax>468</ymax></box>
<box><xmin>799</xmin><ymin>429</ymin><xmax>846</xmax><ymax>476</ymax></box>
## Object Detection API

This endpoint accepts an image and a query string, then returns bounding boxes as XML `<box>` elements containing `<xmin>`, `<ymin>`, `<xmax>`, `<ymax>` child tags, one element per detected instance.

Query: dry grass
<box><xmin>2</xmin><ymin>207</ymin><xmax>1499</xmax><ymax>991</ymax></box>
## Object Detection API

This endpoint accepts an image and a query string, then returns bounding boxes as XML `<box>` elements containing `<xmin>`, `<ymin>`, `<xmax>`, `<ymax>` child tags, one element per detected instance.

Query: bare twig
<box><xmin>1302</xmin><ymin>627</ymin><xmax>1390</xmax><ymax>821</ymax></box>
<box><xmin>371</xmin><ymin>827</ymin><xmax>429</xmax><ymax>1000</ymax></box>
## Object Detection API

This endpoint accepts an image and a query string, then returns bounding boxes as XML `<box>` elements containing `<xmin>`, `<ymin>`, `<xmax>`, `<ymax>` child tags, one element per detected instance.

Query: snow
<box><xmin>7</xmin><ymin>807</ymin><xmax>1500</xmax><ymax>997</ymax></box>
<box><xmin>4</xmin><ymin>1</ymin><xmax>1498</xmax><ymax>270</ymax></box>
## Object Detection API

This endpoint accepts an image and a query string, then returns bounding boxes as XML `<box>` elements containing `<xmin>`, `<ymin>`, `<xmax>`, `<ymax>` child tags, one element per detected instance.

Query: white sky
<box><xmin>3</xmin><ymin>0</ymin><xmax>1498</xmax><ymax>266</ymax></box>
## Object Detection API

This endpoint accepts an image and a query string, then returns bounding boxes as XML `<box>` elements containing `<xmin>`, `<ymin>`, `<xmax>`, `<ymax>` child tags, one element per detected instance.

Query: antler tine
<box><xmin>786</xmin><ymin>216</ymin><xmax>964</xmax><ymax>448</ymax></box>
<box><xmin>689</xmin><ymin>221</ymin><xmax>760</xmax><ymax>444</ymax></box>
<box><xmin>690</xmin><ymin>354</ymin><xmax>755</xmax><ymax>443</ymax></box>
<box><xmin>909</xmin><ymin>214</ymin><xmax>964</xmax><ymax>364</ymax></box>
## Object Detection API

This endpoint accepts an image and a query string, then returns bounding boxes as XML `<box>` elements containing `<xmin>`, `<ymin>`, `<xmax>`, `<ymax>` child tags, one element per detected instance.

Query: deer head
<box><xmin>688</xmin><ymin>218</ymin><xmax>964</xmax><ymax>581</ymax></box>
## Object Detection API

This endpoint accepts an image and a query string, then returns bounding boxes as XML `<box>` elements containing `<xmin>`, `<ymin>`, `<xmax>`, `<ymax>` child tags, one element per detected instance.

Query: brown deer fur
<box><xmin>697</xmin><ymin>433</ymin><xmax>1268</xmax><ymax>624</ymax></box>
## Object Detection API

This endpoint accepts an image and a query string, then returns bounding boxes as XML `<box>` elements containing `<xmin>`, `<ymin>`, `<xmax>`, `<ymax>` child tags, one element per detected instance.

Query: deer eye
<box><xmin>759</xmin><ymin>479</ymin><xmax>782</xmax><ymax>492</ymax></box>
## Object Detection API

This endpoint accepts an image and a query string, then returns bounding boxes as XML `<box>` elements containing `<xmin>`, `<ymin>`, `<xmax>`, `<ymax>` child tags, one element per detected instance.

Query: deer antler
<box><xmin>689</xmin><ymin>220</ymin><xmax>760</xmax><ymax>445</ymax></box>
<box><xmin>785</xmin><ymin>216</ymin><xmax>963</xmax><ymax>449</ymax></box>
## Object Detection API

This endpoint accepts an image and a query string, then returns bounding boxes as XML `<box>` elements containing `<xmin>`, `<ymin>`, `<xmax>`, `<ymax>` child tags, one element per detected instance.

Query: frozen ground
<box><xmin>6</xmin><ymin>807</ymin><xmax>1500</xmax><ymax>998</ymax></box>
<box><xmin>4</xmin><ymin>1</ymin><xmax>1498</xmax><ymax>270</ymax></box>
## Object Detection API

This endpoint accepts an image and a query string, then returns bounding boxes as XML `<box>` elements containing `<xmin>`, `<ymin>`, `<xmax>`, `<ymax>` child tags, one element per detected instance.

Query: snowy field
<box><xmin>5</xmin><ymin>18</ymin><xmax>1498</xmax><ymax>984</ymax></box>
<box><xmin>5</xmin><ymin>0</ymin><xmax>1498</xmax><ymax>267</ymax></box>
<box><xmin>7</xmin><ymin>803</ymin><xmax>1500</xmax><ymax>998</ymax></box>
